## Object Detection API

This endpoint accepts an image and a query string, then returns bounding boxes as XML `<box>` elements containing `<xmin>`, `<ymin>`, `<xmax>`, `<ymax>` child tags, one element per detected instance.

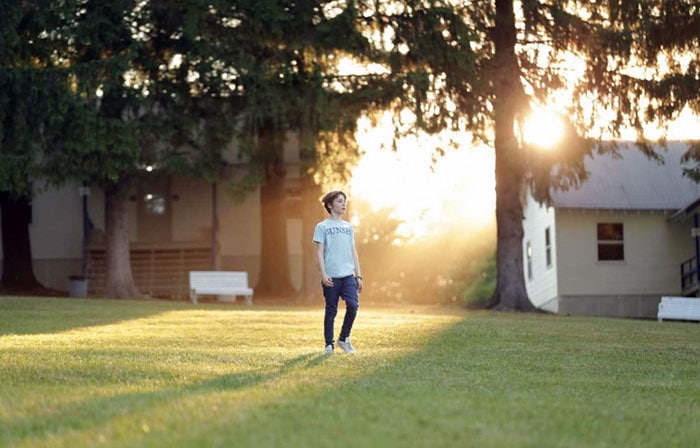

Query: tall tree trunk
<box><xmin>104</xmin><ymin>181</ymin><xmax>141</xmax><ymax>299</ymax></box>
<box><xmin>301</xmin><ymin>170</ymin><xmax>323</xmax><ymax>303</ymax></box>
<box><xmin>487</xmin><ymin>0</ymin><xmax>537</xmax><ymax>311</ymax></box>
<box><xmin>255</xmin><ymin>135</ymin><xmax>296</xmax><ymax>298</ymax></box>
<box><xmin>298</xmin><ymin>120</ymin><xmax>323</xmax><ymax>303</ymax></box>
<box><xmin>0</xmin><ymin>192</ymin><xmax>43</xmax><ymax>291</ymax></box>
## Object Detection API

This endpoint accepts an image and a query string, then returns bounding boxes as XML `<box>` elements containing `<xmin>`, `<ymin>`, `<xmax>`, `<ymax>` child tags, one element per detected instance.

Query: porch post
<box><xmin>695</xmin><ymin>212</ymin><xmax>700</xmax><ymax>290</ymax></box>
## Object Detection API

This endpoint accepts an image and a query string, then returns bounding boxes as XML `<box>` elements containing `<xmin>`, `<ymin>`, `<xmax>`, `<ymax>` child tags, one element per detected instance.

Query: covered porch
<box><xmin>681</xmin><ymin>255</ymin><xmax>699</xmax><ymax>296</ymax></box>
<box><xmin>673</xmin><ymin>197</ymin><xmax>700</xmax><ymax>297</ymax></box>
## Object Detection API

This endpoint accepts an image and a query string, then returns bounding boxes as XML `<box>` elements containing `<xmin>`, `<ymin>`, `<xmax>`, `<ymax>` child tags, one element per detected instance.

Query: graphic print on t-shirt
<box><xmin>313</xmin><ymin>219</ymin><xmax>355</xmax><ymax>277</ymax></box>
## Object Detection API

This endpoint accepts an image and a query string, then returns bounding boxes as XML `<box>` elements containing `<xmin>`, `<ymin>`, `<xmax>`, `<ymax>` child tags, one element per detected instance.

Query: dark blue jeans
<box><xmin>323</xmin><ymin>275</ymin><xmax>359</xmax><ymax>346</ymax></box>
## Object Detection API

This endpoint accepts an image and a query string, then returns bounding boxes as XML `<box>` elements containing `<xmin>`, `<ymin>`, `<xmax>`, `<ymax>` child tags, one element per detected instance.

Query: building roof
<box><xmin>550</xmin><ymin>141</ymin><xmax>700</xmax><ymax>210</ymax></box>
<box><xmin>670</xmin><ymin>196</ymin><xmax>700</xmax><ymax>222</ymax></box>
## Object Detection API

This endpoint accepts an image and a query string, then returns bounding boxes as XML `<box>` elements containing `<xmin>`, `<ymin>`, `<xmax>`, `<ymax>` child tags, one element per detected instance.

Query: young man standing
<box><xmin>313</xmin><ymin>191</ymin><xmax>363</xmax><ymax>354</ymax></box>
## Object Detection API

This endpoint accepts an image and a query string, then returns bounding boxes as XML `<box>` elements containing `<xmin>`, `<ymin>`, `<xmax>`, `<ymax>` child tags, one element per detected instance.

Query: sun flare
<box><xmin>522</xmin><ymin>110</ymin><xmax>565</xmax><ymax>148</ymax></box>
<box><xmin>350</xmin><ymin>116</ymin><xmax>495</xmax><ymax>242</ymax></box>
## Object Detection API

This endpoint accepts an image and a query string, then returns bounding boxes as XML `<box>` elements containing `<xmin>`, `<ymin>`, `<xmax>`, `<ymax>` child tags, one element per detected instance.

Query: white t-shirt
<box><xmin>312</xmin><ymin>218</ymin><xmax>355</xmax><ymax>278</ymax></box>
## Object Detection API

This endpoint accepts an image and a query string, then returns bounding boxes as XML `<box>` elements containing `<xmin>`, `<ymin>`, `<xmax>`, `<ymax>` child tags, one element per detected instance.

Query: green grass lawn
<box><xmin>0</xmin><ymin>296</ymin><xmax>698</xmax><ymax>448</ymax></box>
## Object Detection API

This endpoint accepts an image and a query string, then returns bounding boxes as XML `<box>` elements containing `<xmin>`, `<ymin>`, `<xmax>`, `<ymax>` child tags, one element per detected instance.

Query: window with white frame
<box><xmin>526</xmin><ymin>241</ymin><xmax>533</xmax><ymax>280</ymax></box>
<box><xmin>597</xmin><ymin>222</ymin><xmax>624</xmax><ymax>261</ymax></box>
<box><xmin>545</xmin><ymin>226</ymin><xmax>552</xmax><ymax>268</ymax></box>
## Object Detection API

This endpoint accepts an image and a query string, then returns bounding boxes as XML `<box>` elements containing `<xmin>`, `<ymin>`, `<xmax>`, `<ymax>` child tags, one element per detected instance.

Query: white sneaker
<box><xmin>337</xmin><ymin>338</ymin><xmax>356</xmax><ymax>354</ymax></box>
<box><xmin>324</xmin><ymin>344</ymin><xmax>334</xmax><ymax>354</ymax></box>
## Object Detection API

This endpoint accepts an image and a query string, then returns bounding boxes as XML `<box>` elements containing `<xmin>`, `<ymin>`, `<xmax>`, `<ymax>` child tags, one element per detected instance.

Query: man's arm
<box><xmin>352</xmin><ymin>244</ymin><xmax>363</xmax><ymax>292</ymax></box>
<box><xmin>315</xmin><ymin>242</ymin><xmax>333</xmax><ymax>286</ymax></box>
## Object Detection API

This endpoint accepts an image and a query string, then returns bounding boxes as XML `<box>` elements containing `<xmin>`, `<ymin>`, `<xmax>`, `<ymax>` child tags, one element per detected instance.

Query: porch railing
<box><xmin>681</xmin><ymin>256</ymin><xmax>699</xmax><ymax>296</ymax></box>
<box><xmin>87</xmin><ymin>243</ymin><xmax>211</xmax><ymax>299</ymax></box>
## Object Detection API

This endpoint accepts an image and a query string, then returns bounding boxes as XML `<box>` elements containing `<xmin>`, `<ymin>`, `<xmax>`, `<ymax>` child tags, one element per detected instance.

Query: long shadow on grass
<box><xmin>7</xmin><ymin>311</ymin><xmax>699</xmax><ymax>447</ymax></box>
<box><xmin>1</xmin><ymin>312</ymin><xmax>668</xmax><ymax>446</ymax></box>
<box><xmin>0</xmin><ymin>296</ymin><xmax>191</xmax><ymax>336</ymax></box>
<box><xmin>1</xmin><ymin>352</ymin><xmax>329</xmax><ymax>445</ymax></box>
<box><xmin>181</xmin><ymin>313</ymin><xmax>700</xmax><ymax>447</ymax></box>
<box><xmin>0</xmin><ymin>312</ymin><xmax>585</xmax><ymax>446</ymax></box>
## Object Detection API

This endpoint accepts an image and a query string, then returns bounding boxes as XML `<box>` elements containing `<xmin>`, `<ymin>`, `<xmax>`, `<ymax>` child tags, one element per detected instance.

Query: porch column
<box><xmin>695</xmin><ymin>213</ymin><xmax>700</xmax><ymax>289</ymax></box>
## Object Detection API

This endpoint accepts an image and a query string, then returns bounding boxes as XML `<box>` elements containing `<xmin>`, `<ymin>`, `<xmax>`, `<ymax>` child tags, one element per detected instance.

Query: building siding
<box><xmin>29</xmin><ymin>183</ymin><xmax>84</xmax><ymax>260</ymax></box>
<box><xmin>520</xmin><ymin>143</ymin><xmax>699</xmax><ymax>317</ymax></box>
<box><xmin>555</xmin><ymin>210</ymin><xmax>691</xmax><ymax>297</ymax></box>
<box><xmin>1</xmin><ymin>175</ymin><xmax>306</xmax><ymax>293</ymax></box>
<box><xmin>171</xmin><ymin>176</ymin><xmax>214</xmax><ymax>242</ymax></box>
<box><xmin>522</xmin><ymin>194</ymin><xmax>559</xmax><ymax>311</ymax></box>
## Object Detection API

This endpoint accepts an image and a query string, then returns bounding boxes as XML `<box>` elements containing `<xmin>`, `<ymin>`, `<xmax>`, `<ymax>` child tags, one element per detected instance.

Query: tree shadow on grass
<box><xmin>279</xmin><ymin>352</ymin><xmax>330</xmax><ymax>371</ymax></box>
<box><xmin>183</xmin><ymin>313</ymin><xmax>700</xmax><ymax>448</ymax></box>
<box><xmin>6</xmin><ymin>311</ymin><xmax>697</xmax><ymax>447</ymax></box>
<box><xmin>1</xmin><ymin>351</ymin><xmax>330</xmax><ymax>446</ymax></box>
<box><xmin>0</xmin><ymin>296</ymin><xmax>190</xmax><ymax>336</ymax></box>
<box><xmin>4</xmin><ymin>314</ymin><xmax>520</xmax><ymax>448</ymax></box>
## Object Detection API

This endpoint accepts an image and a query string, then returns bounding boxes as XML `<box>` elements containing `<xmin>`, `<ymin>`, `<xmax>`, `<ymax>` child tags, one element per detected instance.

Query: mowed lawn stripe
<box><xmin>0</xmin><ymin>297</ymin><xmax>698</xmax><ymax>447</ymax></box>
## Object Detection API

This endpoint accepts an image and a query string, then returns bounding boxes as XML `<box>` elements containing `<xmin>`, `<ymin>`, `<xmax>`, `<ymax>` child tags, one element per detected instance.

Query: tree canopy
<box><xmin>336</xmin><ymin>0</ymin><xmax>700</xmax><ymax>309</ymax></box>
<box><xmin>0</xmin><ymin>0</ymin><xmax>82</xmax><ymax>291</ymax></box>
<box><xmin>2</xmin><ymin>0</ymin><xmax>698</xmax><ymax>304</ymax></box>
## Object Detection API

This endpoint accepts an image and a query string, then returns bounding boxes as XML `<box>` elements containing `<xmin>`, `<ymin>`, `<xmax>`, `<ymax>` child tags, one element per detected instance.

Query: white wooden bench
<box><xmin>657</xmin><ymin>296</ymin><xmax>700</xmax><ymax>322</ymax></box>
<box><xmin>189</xmin><ymin>271</ymin><xmax>254</xmax><ymax>305</ymax></box>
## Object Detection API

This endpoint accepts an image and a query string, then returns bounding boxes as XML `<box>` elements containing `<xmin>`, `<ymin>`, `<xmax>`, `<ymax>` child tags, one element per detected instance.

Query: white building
<box><xmin>523</xmin><ymin>142</ymin><xmax>700</xmax><ymax>318</ymax></box>
<box><xmin>7</xmin><ymin>135</ymin><xmax>324</xmax><ymax>299</ymax></box>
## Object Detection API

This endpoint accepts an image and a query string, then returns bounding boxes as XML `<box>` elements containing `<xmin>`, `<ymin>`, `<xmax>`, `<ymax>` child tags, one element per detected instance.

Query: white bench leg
<box><xmin>245</xmin><ymin>295</ymin><xmax>253</xmax><ymax>306</ymax></box>
<box><xmin>190</xmin><ymin>290</ymin><xmax>198</xmax><ymax>304</ymax></box>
